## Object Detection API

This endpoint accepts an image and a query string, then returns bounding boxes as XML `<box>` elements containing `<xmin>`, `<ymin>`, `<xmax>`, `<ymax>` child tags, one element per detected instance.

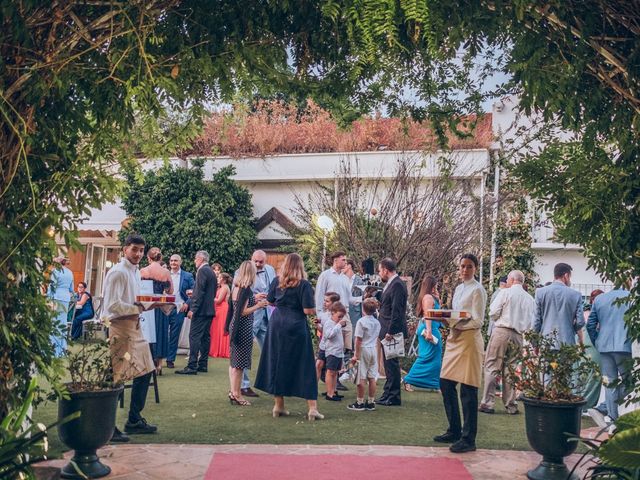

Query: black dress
<box><xmin>255</xmin><ymin>278</ymin><xmax>317</xmax><ymax>400</ymax></box>
<box><xmin>149</xmin><ymin>278</ymin><xmax>171</xmax><ymax>360</ymax></box>
<box><xmin>230</xmin><ymin>294</ymin><xmax>255</xmax><ymax>369</ymax></box>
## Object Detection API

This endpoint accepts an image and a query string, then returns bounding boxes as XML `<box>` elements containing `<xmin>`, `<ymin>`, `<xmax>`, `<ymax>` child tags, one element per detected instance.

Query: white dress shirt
<box><xmin>102</xmin><ymin>257</ymin><xmax>141</xmax><ymax>322</ymax></box>
<box><xmin>170</xmin><ymin>270</ymin><xmax>184</xmax><ymax>305</ymax></box>
<box><xmin>451</xmin><ymin>278</ymin><xmax>487</xmax><ymax>330</ymax></box>
<box><xmin>315</xmin><ymin>267</ymin><xmax>352</xmax><ymax>313</ymax></box>
<box><xmin>489</xmin><ymin>283</ymin><xmax>535</xmax><ymax>334</ymax></box>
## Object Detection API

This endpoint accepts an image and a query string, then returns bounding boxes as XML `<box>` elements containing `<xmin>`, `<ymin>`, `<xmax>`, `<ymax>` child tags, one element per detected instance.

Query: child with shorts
<box><xmin>348</xmin><ymin>298</ymin><xmax>381</xmax><ymax>411</ymax></box>
<box><xmin>316</xmin><ymin>292</ymin><xmax>341</xmax><ymax>382</ymax></box>
<box><xmin>323</xmin><ymin>302</ymin><xmax>347</xmax><ymax>401</ymax></box>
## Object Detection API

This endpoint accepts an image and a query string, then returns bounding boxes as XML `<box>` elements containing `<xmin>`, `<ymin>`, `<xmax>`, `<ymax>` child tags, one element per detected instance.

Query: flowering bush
<box><xmin>187</xmin><ymin>99</ymin><xmax>493</xmax><ymax>158</ymax></box>
<box><xmin>506</xmin><ymin>330</ymin><xmax>599</xmax><ymax>402</ymax></box>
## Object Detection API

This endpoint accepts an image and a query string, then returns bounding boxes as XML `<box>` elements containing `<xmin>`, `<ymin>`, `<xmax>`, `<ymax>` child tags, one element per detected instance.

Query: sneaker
<box><xmin>325</xmin><ymin>394</ymin><xmax>342</xmax><ymax>401</ymax></box>
<box><xmin>449</xmin><ymin>439</ymin><xmax>476</xmax><ymax>453</ymax></box>
<box><xmin>321</xmin><ymin>392</ymin><xmax>344</xmax><ymax>398</ymax></box>
<box><xmin>364</xmin><ymin>401</ymin><xmax>376</xmax><ymax>411</ymax></box>
<box><xmin>109</xmin><ymin>427</ymin><xmax>130</xmax><ymax>443</ymax></box>
<box><xmin>588</xmin><ymin>408</ymin><xmax>609</xmax><ymax>428</ymax></box>
<box><xmin>478</xmin><ymin>404</ymin><xmax>495</xmax><ymax>414</ymax></box>
<box><xmin>347</xmin><ymin>401</ymin><xmax>365</xmax><ymax>411</ymax></box>
<box><xmin>124</xmin><ymin>418</ymin><xmax>158</xmax><ymax>434</ymax></box>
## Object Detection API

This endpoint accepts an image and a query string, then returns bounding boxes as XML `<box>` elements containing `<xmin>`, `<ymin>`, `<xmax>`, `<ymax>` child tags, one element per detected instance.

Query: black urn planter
<box><xmin>522</xmin><ymin>396</ymin><xmax>586</xmax><ymax>480</ymax></box>
<box><xmin>57</xmin><ymin>385</ymin><xmax>123</xmax><ymax>479</ymax></box>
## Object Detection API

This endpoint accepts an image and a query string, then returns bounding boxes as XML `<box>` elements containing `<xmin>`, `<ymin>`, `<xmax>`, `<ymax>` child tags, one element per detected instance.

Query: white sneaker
<box><xmin>588</xmin><ymin>408</ymin><xmax>608</xmax><ymax>428</ymax></box>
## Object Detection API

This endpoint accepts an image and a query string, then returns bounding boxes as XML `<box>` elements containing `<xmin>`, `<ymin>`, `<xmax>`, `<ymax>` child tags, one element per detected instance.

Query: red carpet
<box><xmin>205</xmin><ymin>452</ymin><xmax>473</xmax><ymax>479</ymax></box>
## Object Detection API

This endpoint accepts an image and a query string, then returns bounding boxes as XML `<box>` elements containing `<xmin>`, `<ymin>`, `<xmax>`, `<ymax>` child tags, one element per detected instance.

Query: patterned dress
<box><xmin>230</xmin><ymin>294</ymin><xmax>255</xmax><ymax>369</ymax></box>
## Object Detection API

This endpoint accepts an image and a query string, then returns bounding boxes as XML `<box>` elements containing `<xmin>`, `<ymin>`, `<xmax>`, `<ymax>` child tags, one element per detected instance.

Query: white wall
<box><xmin>534</xmin><ymin>245</ymin><xmax>611</xmax><ymax>293</ymax></box>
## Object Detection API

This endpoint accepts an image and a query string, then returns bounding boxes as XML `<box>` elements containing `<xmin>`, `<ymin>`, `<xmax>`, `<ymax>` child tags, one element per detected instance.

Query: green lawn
<box><xmin>34</xmin><ymin>351</ymin><xmax>594</xmax><ymax>457</ymax></box>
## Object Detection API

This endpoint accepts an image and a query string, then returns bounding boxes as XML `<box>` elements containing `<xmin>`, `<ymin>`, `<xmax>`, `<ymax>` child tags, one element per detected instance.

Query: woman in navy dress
<box><xmin>255</xmin><ymin>253</ymin><xmax>323</xmax><ymax>420</ymax></box>
<box><xmin>71</xmin><ymin>281</ymin><xmax>95</xmax><ymax>340</ymax></box>
<box><xmin>403</xmin><ymin>276</ymin><xmax>442</xmax><ymax>391</ymax></box>
<box><xmin>140</xmin><ymin>247</ymin><xmax>173</xmax><ymax>372</ymax></box>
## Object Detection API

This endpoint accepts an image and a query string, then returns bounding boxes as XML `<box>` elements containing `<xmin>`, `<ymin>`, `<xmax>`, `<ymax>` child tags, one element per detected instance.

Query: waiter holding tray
<box><xmin>102</xmin><ymin>234</ymin><xmax>170</xmax><ymax>441</ymax></box>
<box><xmin>432</xmin><ymin>253</ymin><xmax>487</xmax><ymax>454</ymax></box>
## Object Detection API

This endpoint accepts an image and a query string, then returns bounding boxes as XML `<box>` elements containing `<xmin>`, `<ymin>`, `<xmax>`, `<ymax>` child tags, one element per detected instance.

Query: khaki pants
<box><xmin>480</xmin><ymin>326</ymin><xmax>522</xmax><ymax>411</ymax></box>
<box><xmin>342</xmin><ymin>316</ymin><xmax>353</xmax><ymax>351</ymax></box>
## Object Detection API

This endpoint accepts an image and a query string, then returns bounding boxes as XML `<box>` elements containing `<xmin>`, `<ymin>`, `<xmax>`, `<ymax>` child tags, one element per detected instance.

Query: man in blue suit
<box><xmin>166</xmin><ymin>254</ymin><xmax>195</xmax><ymax>369</ymax></box>
<box><xmin>533</xmin><ymin>263</ymin><xmax>584</xmax><ymax>347</ymax></box>
<box><xmin>587</xmin><ymin>285</ymin><xmax>632</xmax><ymax>422</ymax></box>
<box><xmin>235</xmin><ymin>250</ymin><xmax>276</xmax><ymax>397</ymax></box>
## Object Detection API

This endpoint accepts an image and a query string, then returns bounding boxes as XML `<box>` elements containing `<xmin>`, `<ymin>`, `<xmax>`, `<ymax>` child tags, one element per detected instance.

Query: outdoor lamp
<box><xmin>316</xmin><ymin>215</ymin><xmax>334</xmax><ymax>269</ymax></box>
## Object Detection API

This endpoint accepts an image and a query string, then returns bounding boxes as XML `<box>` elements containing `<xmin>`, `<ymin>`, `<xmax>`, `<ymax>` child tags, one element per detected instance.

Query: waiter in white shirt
<box><xmin>479</xmin><ymin>270</ymin><xmax>535</xmax><ymax>415</ymax></box>
<box><xmin>102</xmin><ymin>234</ymin><xmax>158</xmax><ymax>439</ymax></box>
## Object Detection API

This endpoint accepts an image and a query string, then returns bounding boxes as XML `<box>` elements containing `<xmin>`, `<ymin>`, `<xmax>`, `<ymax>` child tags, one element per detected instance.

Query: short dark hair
<box><xmin>329</xmin><ymin>251</ymin><xmax>346</xmax><ymax>265</ymax></box>
<box><xmin>78</xmin><ymin>281</ymin><xmax>87</xmax><ymax>288</ymax></box>
<box><xmin>379</xmin><ymin>257</ymin><xmax>397</xmax><ymax>272</ymax></box>
<box><xmin>553</xmin><ymin>263</ymin><xmax>573</xmax><ymax>278</ymax></box>
<box><xmin>329</xmin><ymin>302</ymin><xmax>347</xmax><ymax>316</ymax></box>
<box><xmin>346</xmin><ymin>258</ymin><xmax>358</xmax><ymax>271</ymax></box>
<box><xmin>324</xmin><ymin>291</ymin><xmax>341</xmax><ymax>303</ymax></box>
<box><xmin>362</xmin><ymin>297</ymin><xmax>378</xmax><ymax>316</ymax></box>
<box><xmin>124</xmin><ymin>233</ymin><xmax>145</xmax><ymax>247</ymax></box>
<box><xmin>460</xmin><ymin>253</ymin><xmax>479</xmax><ymax>269</ymax></box>
<box><xmin>499</xmin><ymin>275</ymin><xmax>508</xmax><ymax>284</ymax></box>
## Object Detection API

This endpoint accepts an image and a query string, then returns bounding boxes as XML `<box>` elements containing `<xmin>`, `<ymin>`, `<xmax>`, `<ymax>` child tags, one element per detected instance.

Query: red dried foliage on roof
<box><xmin>186</xmin><ymin>100</ymin><xmax>493</xmax><ymax>158</ymax></box>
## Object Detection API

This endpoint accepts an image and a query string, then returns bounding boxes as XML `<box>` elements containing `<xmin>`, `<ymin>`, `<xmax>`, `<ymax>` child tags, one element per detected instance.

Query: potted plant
<box><xmin>507</xmin><ymin>330</ymin><xmax>600</xmax><ymax>480</ymax></box>
<box><xmin>57</xmin><ymin>331</ymin><xmax>124</xmax><ymax>480</ymax></box>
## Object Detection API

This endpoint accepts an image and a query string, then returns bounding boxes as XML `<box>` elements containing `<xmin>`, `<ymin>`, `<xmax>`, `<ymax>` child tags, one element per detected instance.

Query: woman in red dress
<box><xmin>210</xmin><ymin>272</ymin><xmax>232</xmax><ymax>358</ymax></box>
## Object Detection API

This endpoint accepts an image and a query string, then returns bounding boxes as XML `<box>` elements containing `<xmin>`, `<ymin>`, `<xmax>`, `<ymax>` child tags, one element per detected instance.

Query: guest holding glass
<box><xmin>255</xmin><ymin>253</ymin><xmax>323</xmax><ymax>420</ymax></box>
<box><xmin>70</xmin><ymin>282</ymin><xmax>94</xmax><ymax>340</ymax></box>
<box><xmin>140</xmin><ymin>247</ymin><xmax>173</xmax><ymax>373</ymax></box>
<box><xmin>226</xmin><ymin>262</ymin><xmax>268</xmax><ymax>405</ymax></box>
<box><xmin>403</xmin><ymin>275</ymin><xmax>442</xmax><ymax>392</ymax></box>
<box><xmin>434</xmin><ymin>253</ymin><xmax>487</xmax><ymax>453</ymax></box>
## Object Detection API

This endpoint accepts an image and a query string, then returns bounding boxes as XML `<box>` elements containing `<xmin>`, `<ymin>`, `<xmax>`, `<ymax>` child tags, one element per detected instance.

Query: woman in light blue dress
<box><xmin>403</xmin><ymin>276</ymin><xmax>442</xmax><ymax>391</ymax></box>
<box><xmin>47</xmin><ymin>257</ymin><xmax>75</xmax><ymax>356</ymax></box>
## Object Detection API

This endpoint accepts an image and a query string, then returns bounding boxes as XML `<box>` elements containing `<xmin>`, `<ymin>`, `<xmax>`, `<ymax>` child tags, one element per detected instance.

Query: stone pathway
<box><xmin>39</xmin><ymin>442</ymin><xmax>595</xmax><ymax>479</ymax></box>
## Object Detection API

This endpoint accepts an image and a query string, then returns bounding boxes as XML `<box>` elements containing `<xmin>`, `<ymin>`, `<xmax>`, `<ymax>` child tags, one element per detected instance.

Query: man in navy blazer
<box><xmin>376</xmin><ymin>258</ymin><xmax>408</xmax><ymax>406</ymax></box>
<box><xmin>533</xmin><ymin>263</ymin><xmax>584</xmax><ymax>347</ymax></box>
<box><xmin>166</xmin><ymin>254</ymin><xmax>195</xmax><ymax>369</ymax></box>
<box><xmin>587</xmin><ymin>285</ymin><xmax>632</xmax><ymax>422</ymax></box>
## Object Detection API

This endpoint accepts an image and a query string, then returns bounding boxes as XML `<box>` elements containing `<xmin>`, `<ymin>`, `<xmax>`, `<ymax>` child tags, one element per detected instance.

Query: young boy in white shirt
<box><xmin>323</xmin><ymin>302</ymin><xmax>347</xmax><ymax>401</ymax></box>
<box><xmin>348</xmin><ymin>298</ymin><xmax>381</xmax><ymax>411</ymax></box>
<box><xmin>316</xmin><ymin>292</ymin><xmax>341</xmax><ymax>382</ymax></box>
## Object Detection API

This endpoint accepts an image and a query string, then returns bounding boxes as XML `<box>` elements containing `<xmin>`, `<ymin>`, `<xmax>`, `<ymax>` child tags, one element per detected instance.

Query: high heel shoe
<box><xmin>272</xmin><ymin>408</ymin><xmax>290</xmax><ymax>418</ymax></box>
<box><xmin>307</xmin><ymin>409</ymin><xmax>324</xmax><ymax>421</ymax></box>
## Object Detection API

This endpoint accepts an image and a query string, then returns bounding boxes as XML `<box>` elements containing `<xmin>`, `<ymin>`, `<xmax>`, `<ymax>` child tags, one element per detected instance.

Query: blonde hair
<box><xmin>279</xmin><ymin>253</ymin><xmax>307</xmax><ymax>289</ymax></box>
<box><xmin>234</xmin><ymin>261</ymin><xmax>256</xmax><ymax>289</ymax></box>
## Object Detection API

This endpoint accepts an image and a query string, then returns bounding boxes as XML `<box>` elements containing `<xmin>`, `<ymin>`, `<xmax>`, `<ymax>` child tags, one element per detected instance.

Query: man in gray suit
<box><xmin>533</xmin><ymin>263</ymin><xmax>584</xmax><ymax>347</ymax></box>
<box><xmin>235</xmin><ymin>250</ymin><xmax>276</xmax><ymax>397</ymax></box>
<box><xmin>586</xmin><ymin>285</ymin><xmax>632</xmax><ymax>423</ymax></box>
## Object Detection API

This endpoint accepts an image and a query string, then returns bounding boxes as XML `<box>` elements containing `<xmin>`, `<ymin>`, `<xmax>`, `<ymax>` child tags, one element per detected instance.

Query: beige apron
<box><xmin>440</xmin><ymin>328</ymin><xmax>484</xmax><ymax>387</ymax></box>
<box><xmin>109</xmin><ymin>314</ymin><xmax>155</xmax><ymax>383</ymax></box>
